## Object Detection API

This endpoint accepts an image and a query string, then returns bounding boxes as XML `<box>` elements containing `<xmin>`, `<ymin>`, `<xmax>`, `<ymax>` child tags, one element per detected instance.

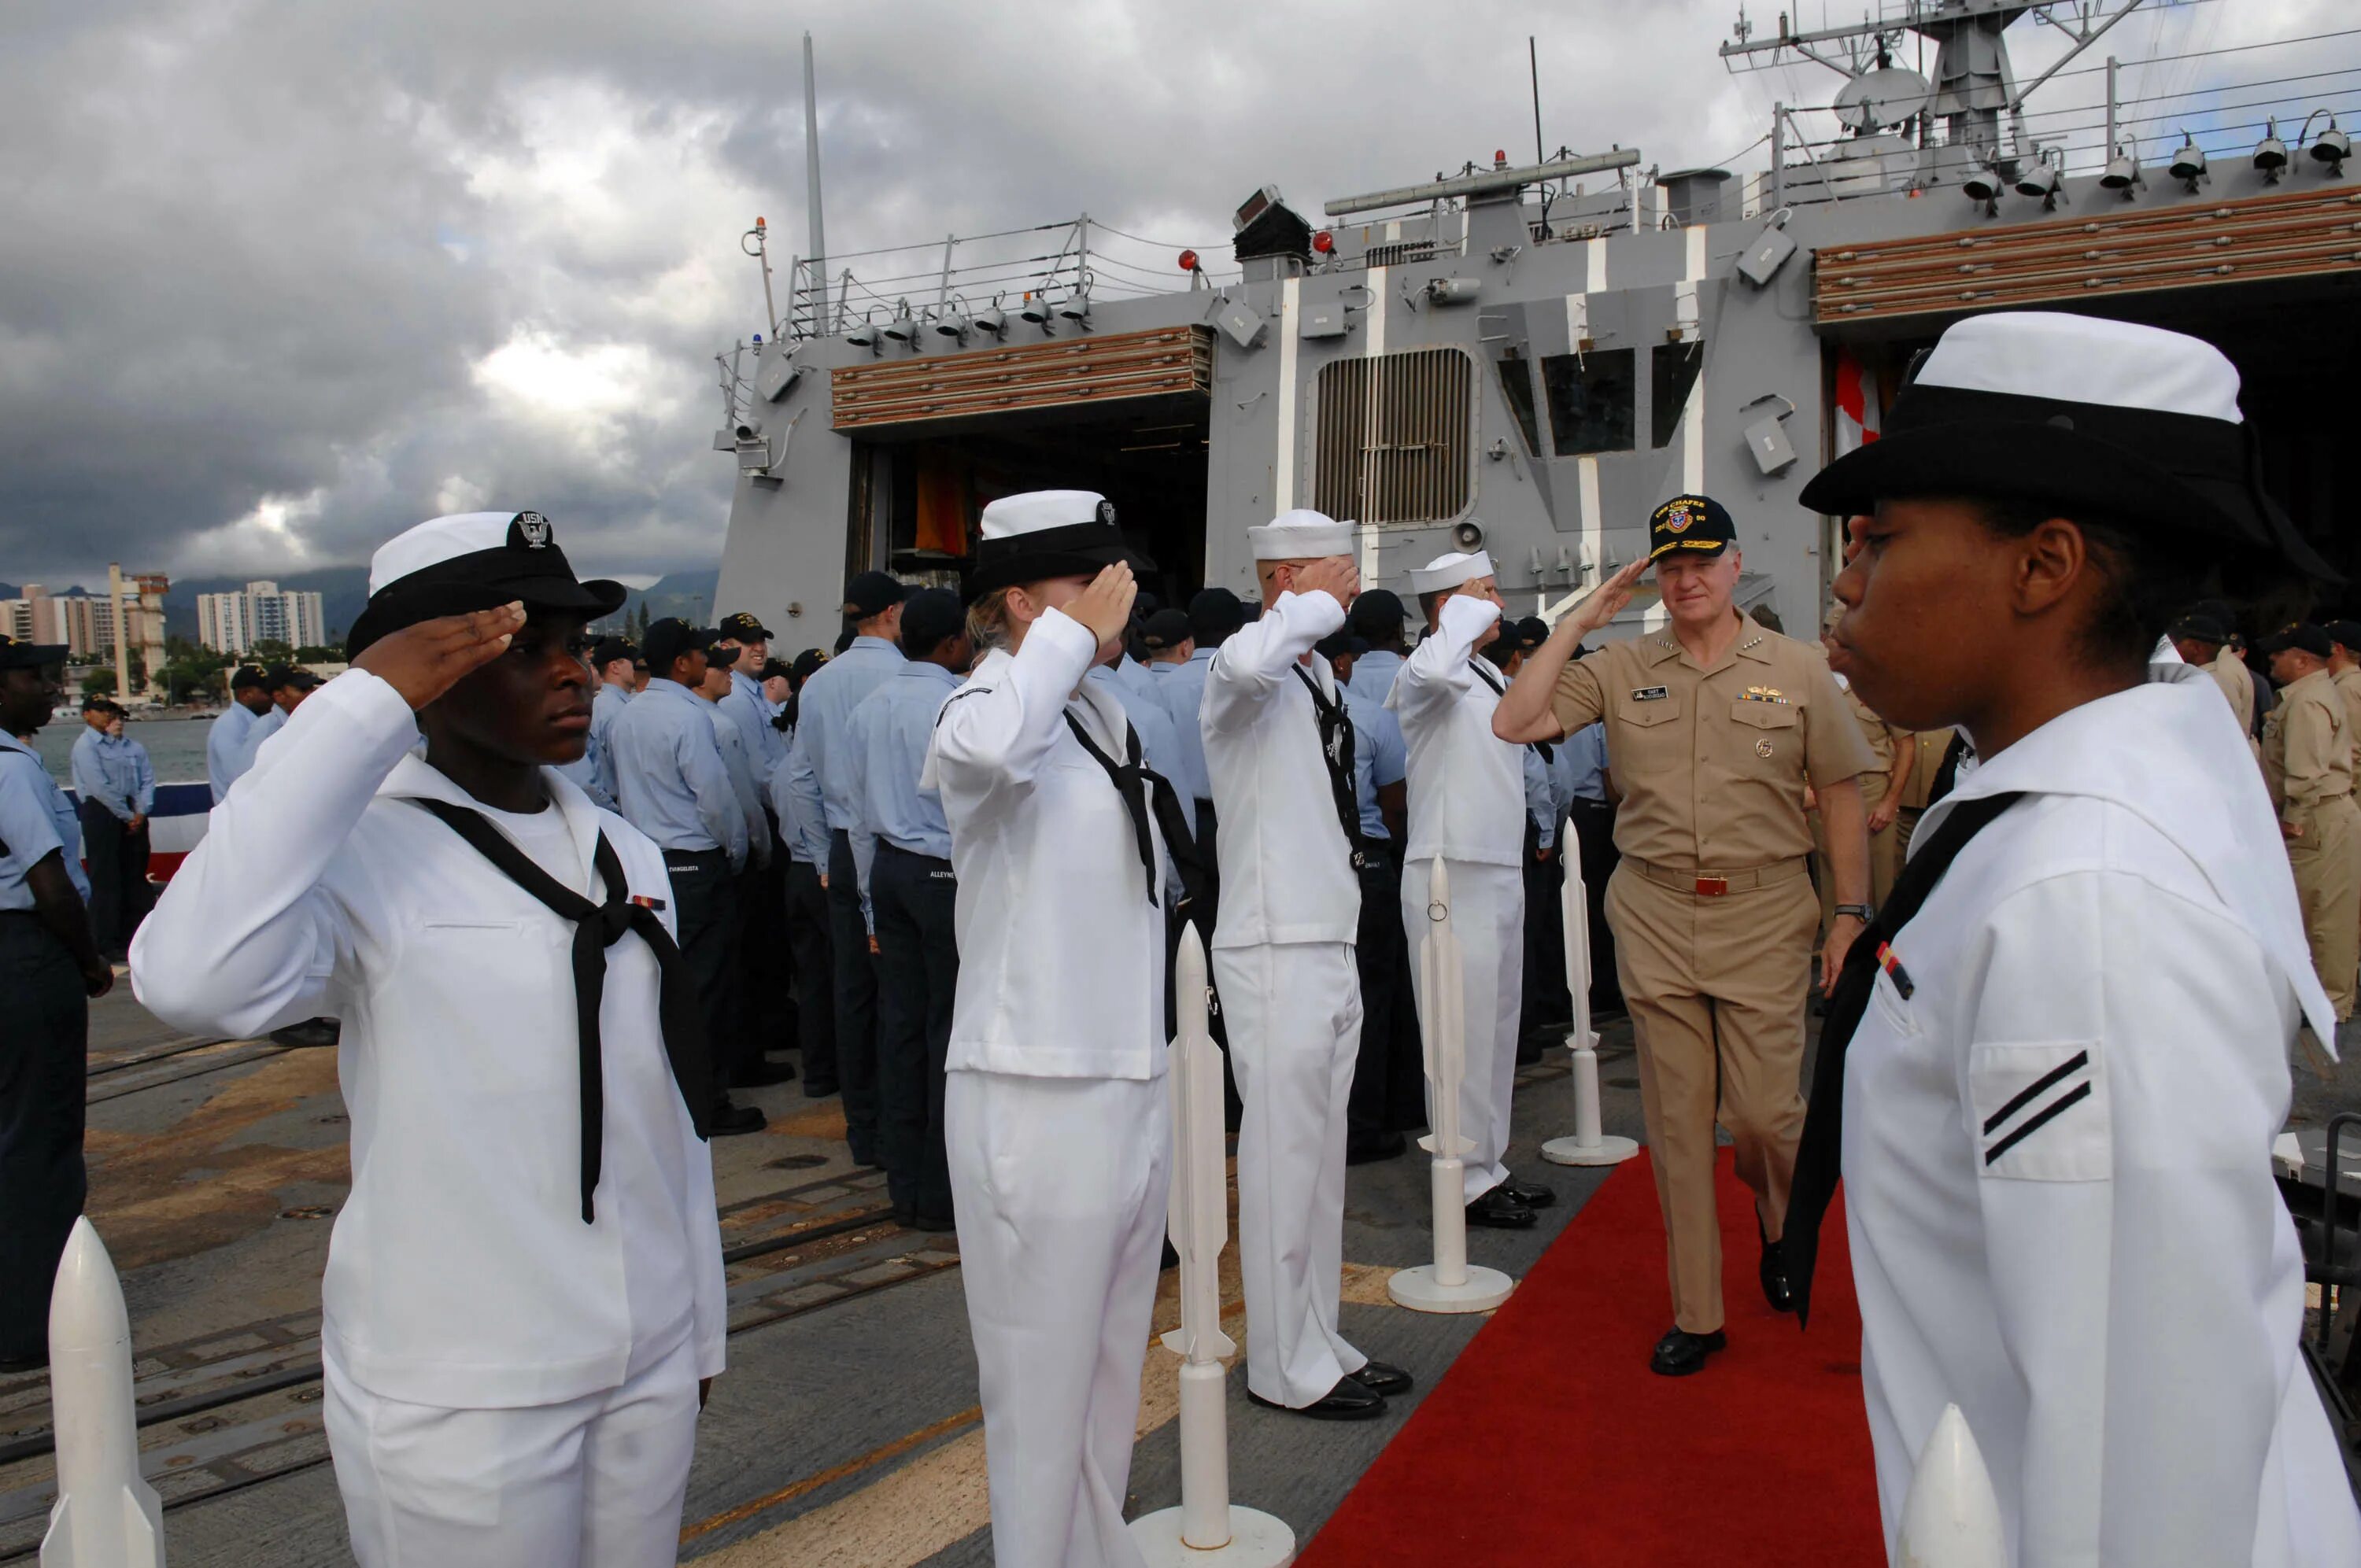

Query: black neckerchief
<box><xmin>1785</xmin><ymin>788</ymin><xmax>2025</xmax><ymax>1325</ymax></box>
<box><xmin>411</xmin><ymin>797</ymin><xmax>714</xmax><ymax>1224</ymax></box>
<box><xmin>1468</xmin><ymin>655</ymin><xmax>1552</xmax><ymax>765</ymax></box>
<box><xmin>1059</xmin><ymin>710</ymin><xmax>1213</xmax><ymax>928</ymax></box>
<box><xmin>1291</xmin><ymin>666</ymin><xmax>1367</xmax><ymax>871</ymax></box>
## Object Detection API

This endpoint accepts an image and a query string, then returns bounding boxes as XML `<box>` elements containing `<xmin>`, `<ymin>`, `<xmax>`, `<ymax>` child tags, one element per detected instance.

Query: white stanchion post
<box><xmin>1132</xmin><ymin>925</ymin><xmax>1296</xmax><ymax>1567</ymax></box>
<box><xmin>1543</xmin><ymin>814</ymin><xmax>1639</xmax><ymax>1168</ymax></box>
<box><xmin>41</xmin><ymin>1217</ymin><xmax>164</xmax><ymax>1568</ymax></box>
<box><xmin>1390</xmin><ymin>858</ymin><xmax>1517</xmax><ymax>1314</ymax></box>
<box><xmin>1896</xmin><ymin>1404</ymin><xmax>2006</xmax><ymax>1568</ymax></box>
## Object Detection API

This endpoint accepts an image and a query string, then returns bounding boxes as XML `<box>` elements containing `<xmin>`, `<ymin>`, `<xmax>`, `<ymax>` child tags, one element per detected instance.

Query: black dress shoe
<box><xmin>1247</xmin><ymin>1376</ymin><xmax>1387</xmax><ymax>1421</ymax></box>
<box><xmin>269</xmin><ymin>1017</ymin><xmax>341</xmax><ymax>1049</ymax></box>
<box><xmin>709</xmin><ymin>1099</ymin><xmax>767</xmax><ymax>1136</ymax></box>
<box><xmin>1353</xmin><ymin>1360</ymin><xmax>1413</xmax><ymax>1397</ymax></box>
<box><xmin>1161</xmin><ymin>1238</ymin><xmax>1180</xmax><ymax>1270</ymax></box>
<box><xmin>733</xmin><ymin>1058</ymin><xmax>797</xmax><ymax>1088</ymax></box>
<box><xmin>1465</xmin><ymin>1188</ymin><xmax>1538</xmax><ymax>1228</ymax></box>
<box><xmin>1345</xmin><ymin>1128</ymin><xmax>1406</xmax><ymax>1165</ymax></box>
<box><xmin>1760</xmin><ymin>1221</ymin><xmax>1794</xmax><ymax>1313</ymax></box>
<box><xmin>801</xmin><ymin>1078</ymin><xmax>841</xmax><ymax>1098</ymax></box>
<box><xmin>911</xmin><ymin>1213</ymin><xmax>956</xmax><ymax>1234</ymax></box>
<box><xmin>1502</xmin><ymin>1175</ymin><xmax>1557</xmax><ymax>1209</ymax></box>
<box><xmin>0</xmin><ymin>1353</ymin><xmax>46</xmax><ymax>1376</ymax></box>
<box><xmin>1650</xmin><ymin>1326</ymin><xmax>1727</xmax><ymax>1377</ymax></box>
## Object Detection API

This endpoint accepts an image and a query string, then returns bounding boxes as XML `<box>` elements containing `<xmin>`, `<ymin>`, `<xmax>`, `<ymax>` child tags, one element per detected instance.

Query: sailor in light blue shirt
<box><xmin>1157</xmin><ymin>644</ymin><xmax>1220</xmax><ymax>813</ymax></box>
<box><xmin>1343</xmin><ymin>683</ymin><xmax>1406</xmax><ymax>844</ymax></box>
<box><xmin>71</xmin><ymin>716</ymin><xmax>155</xmax><ymax>825</ymax></box>
<box><xmin>714</xmin><ymin>613</ymin><xmax>789</xmax><ymax>788</ymax></box>
<box><xmin>607</xmin><ymin>666</ymin><xmax>750</xmax><ymax>871</ymax></box>
<box><xmin>586</xmin><ymin>636</ymin><xmax>638</xmax><ymax>803</ymax></box>
<box><xmin>1523</xmin><ymin>743</ymin><xmax>1558</xmax><ymax>851</ymax></box>
<box><xmin>848</xmin><ymin>655</ymin><xmax>960</xmax><ymax>921</ymax></box>
<box><xmin>1559</xmin><ymin>720</ymin><xmax>1609</xmax><ymax>803</ymax></box>
<box><xmin>206</xmin><ymin>666</ymin><xmax>275</xmax><ymax>802</ymax></box>
<box><xmin>700</xmin><ymin>669</ymin><xmax>770</xmax><ymax>871</ymax></box>
<box><xmin>1347</xmin><ymin>647</ymin><xmax>1405</xmax><ymax>707</ymax></box>
<box><xmin>232</xmin><ymin>665</ymin><xmax>320</xmax><ymax>779</ymax></box>
<box><xmin>781</xmin><ymin>617</ymin><xmax>906</xmax><ymax>868</ymax></box>
<box><xmin>0</xmin><ymin>729</ymin><xmax>88</xmax><ymax>908</ymax></box>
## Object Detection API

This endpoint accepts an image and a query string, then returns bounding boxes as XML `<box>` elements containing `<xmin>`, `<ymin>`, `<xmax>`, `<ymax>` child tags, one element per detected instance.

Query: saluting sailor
<box><xmin>1785</xmin><ymin>311</ymin><xmax>2361</xmax><ymax>1563</ymax></box>
<box><xmin>1390</xmin><ymin>550</ymin><xmax>1553</xmax><ymax>1227</ymax></box>
<box><xmin>925</xmin><ymin>490</ymin><xmax>1181</xmax><ymax>1566</ymax></box>
<box><xmin>1204</xmin><ymin>507</ymin><xmax>1413</xmax><ymax>1421</ymax></box>
<box><xmin>132</xmin><ymin>512</ymin><xmax>727</xmax><ymax>1567</ymax></box>
<box><xmin>1494</xmin><ymin>494</ymin><xmax>1875</xmax><ymax>1377</ymax></box>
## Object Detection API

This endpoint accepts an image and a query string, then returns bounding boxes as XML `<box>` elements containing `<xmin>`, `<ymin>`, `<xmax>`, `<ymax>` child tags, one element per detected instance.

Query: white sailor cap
<box><xmin>1246</xmin><ymin>507</ymin><xmax>1354</xmax><ymax>561</ymax></box>
<box><xmin>347</xmin><ymin>510</ymin><xmax>624</xmax><ymax>657</ymax></box>
<box><xmin>1407</xmin><ymin>549</ymin><xmax>1495</xmax><ymax>595</ymax></box>
<box><xmin>970</xmin><ymin>489</ymin><xmax>1150</xmax><ymax>596</ymax></box>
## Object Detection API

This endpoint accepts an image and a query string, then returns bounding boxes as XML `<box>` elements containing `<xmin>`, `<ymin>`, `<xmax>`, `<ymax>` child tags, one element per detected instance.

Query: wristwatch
<box><xmin>1834</xmin><ymin>903</ymin><xmax>1875</xmax><ymax>923</ymax></box>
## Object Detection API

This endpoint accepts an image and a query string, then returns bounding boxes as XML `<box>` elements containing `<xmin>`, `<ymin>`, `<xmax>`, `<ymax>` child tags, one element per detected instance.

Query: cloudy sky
<box><xmin>2</xmin><ymin>0</ymin><xmax>2340</xmax><ymax>589</ymax></box>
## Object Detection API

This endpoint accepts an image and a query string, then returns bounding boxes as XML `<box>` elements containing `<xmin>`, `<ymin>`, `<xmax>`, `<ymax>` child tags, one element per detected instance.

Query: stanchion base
<box><xmin>1387</xmin><ymin>1263</ymin><xmax>1514</xmax><ymax>1314</ymax></box>
<box><xmin>1540</xmin><ymin>1133</ymin><xmax>1640</xmax><ymax>1167</ymax></box>
<box><xmin>1130</xmin><ymin>1505</ymin><xmax>1297</xmax><ymax>1565</ymax></box>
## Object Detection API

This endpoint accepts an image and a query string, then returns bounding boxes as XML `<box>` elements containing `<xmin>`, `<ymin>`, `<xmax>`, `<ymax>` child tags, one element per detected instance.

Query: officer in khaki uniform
<box><xmin>2326</xmin><ymin>621</ymin><xmax>2361</xmax><ymax>775</ymax></box>
<box><xmin>1495</xmin><ymin>495</ymin><xmax>1874</xmax><ymax>1376</ymax></box>
<box><xmin>2170</xmin><ymin>611</ymin><xmax>2262</xmax><ymax>764</ymax></box>
<box><xmin>1891</xmin><ymin>726</ymin><xmax>1953</xmax><ymax>860</ymax></box>
<box><xmin>1812</xmin><ymin>604</ymin><xmax>1915</xmax><ymax>916</ymax></box>
<box><xmin>2260</xmin><ymin>622</ymin><xmax>2361</xmax><ymax>1021</ymax></box>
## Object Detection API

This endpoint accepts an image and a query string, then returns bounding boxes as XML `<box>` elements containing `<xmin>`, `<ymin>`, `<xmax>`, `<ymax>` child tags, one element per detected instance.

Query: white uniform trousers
<box><xmin>1212</xmin><ymin>941</ymin><xmax>1368</xmax><ymax>1408</ymax></box>
<box><xmin>322</xmin><ymin>1331</ymin><xmax>700</xmax><ymax>1568</ymax></box>
<box><xmin>947</xmin><ymin>1069</ymin><xmax>1170</xmax><ymax>1568</ymax></box>
<box><xmin>1401</xmin><ymin>858</ymin><xmax>1523</xmax><ymax>1204</ymax></box>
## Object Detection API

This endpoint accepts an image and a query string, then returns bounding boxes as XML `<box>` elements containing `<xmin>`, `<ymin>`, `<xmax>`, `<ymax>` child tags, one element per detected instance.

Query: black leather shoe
<box><xmin>1247</xmin><ymin>1376</ymin><xmax>1387</xmax><ymax>1421</ymax></box>
<box><xmin>1650</xmin><ymin>1326</ymin><xmax>1727</xmax><ymax>1377</ymax></box>
<box><xmin>1760</xmin><ymin>1223</ymin><xmax>1794</xmax><ymax>1314</ymax></box>
<box><xmin>1502</xmin><ymin>1175</ymin><xmax>1557</xmax><ymax>1209</ymax></box>
<box><xmin>709</xmin><ymin>1098</ymin><xmax>767</xmax><ymax>1136</ymax></box>
<box><xmin>1465</xmin><ymin>1188</ymin><xmax>1538</xmax><ymax>1228</ymax></box>
<box><xmin>1345</xmin><ymin>1128</ymin><xmax>1406</xmax><ymax>1165</ymax></box>
<box><xmin>1354</xmin><ymin>1360</ymin><xmax>1413</xmax><ymax>1397</ymax></box>
<box><xmin>733</xmin><ymin>1058</ymin><xmax>797</xmax><ymax>1088</ymax></box>
<box><xmin>269</xmin><ymin>1017</ymin><xmax>341</xmax><ymax>1049</ymax></box>
<box><xmin>801</xmin><ymin>1078</ymin><xmax>841</xmax><ymax>1098</ymax></box>
<box><xmin>0</xmin><ymin>1353</ymin><xmax>46</xmax><ymax>1376</ymax></box>
<box><xmin>911</xmin><ymin>1213</ymin><xmax>956</xmax><ymax>1234</ymax></box>
<box><xmin>1160</xmin><ymin>1237</ymin><xmax>1180</xmax><ymax>1270</ymax></box>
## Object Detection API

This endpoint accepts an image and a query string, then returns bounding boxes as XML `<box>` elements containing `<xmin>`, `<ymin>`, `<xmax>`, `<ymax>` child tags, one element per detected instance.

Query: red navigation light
<box><xmin>756</xmin><ymin>216</ymin><xmax>766</xmax><ymax>227</ymax></box>
<box><xmin>1179</xmin><ymin>249</ymin><xmax>1199</xmax><ymax>271</ymax></box>
<box><xmin>1312</xmin><ymin>231</ymin><xmax>1334</xmax><ymax>253</ymax></box>
<box><xmin>1495</xmin><ymin>149</ymin><xmax>1509</xmax><ymax>168</ymax></box>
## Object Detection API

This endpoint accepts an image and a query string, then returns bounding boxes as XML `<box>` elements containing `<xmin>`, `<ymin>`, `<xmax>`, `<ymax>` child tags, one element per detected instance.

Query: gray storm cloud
<box><xmin>0</xmin><ymin>0</ymin><xmax>2318</xmax><ymax>585</ymax></box>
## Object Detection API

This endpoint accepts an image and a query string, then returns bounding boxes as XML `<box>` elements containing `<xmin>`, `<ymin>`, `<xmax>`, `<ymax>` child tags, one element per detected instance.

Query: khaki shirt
<box><xmin>1548</xmin><ymin>615</ymin><xmax>1874</xmax><ymax>868</ymax></box>
<box><xmin>2333</xmin><ymin>666</ymin><xmax>2361</xmax><ymax>773</ymax></box>
<box><xmin>1839</xmin><ymin>682</ymin><xmax>1903</xmax><ymax>808</ymax></box>
<box><xmin>2211</xmin><ymin>647</ymin><xmax>2256</xmax><ymax>736</ymax></box>
<box><xmin>1898</xmin><ymin>726</ymin><xmax>1955</xmax><ymax>811</ymax></box>
<box><xmin>2261</xmin><ymin>667</ymin><xmax>2353</xmax><ymax>819</ymax></box>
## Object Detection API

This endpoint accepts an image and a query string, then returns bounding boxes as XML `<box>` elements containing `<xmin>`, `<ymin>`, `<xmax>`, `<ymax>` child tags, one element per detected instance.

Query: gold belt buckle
<box><xmin>1694</xmin><ymin>875</ymin><xmax>1729</xmax><ymax>897</ymax></box>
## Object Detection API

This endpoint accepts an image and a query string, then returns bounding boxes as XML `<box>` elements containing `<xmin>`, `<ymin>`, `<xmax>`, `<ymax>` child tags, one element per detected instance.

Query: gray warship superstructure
<box><xmin>711</xmin><ymin>3</ymin><xmax>2361</xmax><ymax>642</ymax></box>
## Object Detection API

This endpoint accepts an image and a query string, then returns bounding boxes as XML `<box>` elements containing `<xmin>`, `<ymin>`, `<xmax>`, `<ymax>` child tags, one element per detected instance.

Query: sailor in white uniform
<box><xmin>1389</xmin><ymin>550</ymin><xmax>1553</xmax><ymax>1227</ymax></box>
<box><xmin>1785</xmin><ymin>312</ymin><xmax>2361</xmax><ymax>1564</ymax></box>
<box><xmin>925</xmin><ymin>490</ymin><xmax>1181</xmax><ymax>1567</ymax></box>
<box><xmin>1203</xmin><ymin>507</ymin><xmax>1413</xmax><ymax>1420</ymax></box>
<box><xmin>131</xmin><ymin>511</ymin><xmax>726</xmax><ymax>1568</ymax></box>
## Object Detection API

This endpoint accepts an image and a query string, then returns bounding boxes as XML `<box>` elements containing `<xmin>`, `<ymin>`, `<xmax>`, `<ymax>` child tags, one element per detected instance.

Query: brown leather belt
<box><xmin>1630</xmin><ymin>856</ymin><xmax>1808</xmax><ymax>898</ymax></box>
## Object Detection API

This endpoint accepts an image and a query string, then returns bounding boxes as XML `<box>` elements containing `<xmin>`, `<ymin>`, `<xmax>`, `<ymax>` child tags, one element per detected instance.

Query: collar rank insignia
<box><xmin>1631</xmin><ymin>685</ymin><xmax>1669</xmax><ymax>702</ymax></box>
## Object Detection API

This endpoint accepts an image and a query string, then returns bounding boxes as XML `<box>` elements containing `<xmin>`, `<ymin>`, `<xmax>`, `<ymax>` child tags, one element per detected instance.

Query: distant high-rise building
<box><xmin>196</xmin><ymin>580</ymin><xmax>326</xmax><ymax>655</ymax></box>
<box><xmin>0</xmin><ymin>584</ymin><xmax>115</xmax><ymax>658</ymax></box>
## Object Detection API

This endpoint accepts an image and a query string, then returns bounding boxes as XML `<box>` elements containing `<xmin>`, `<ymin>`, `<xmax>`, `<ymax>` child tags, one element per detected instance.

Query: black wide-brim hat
<box><xmin>347</xmin><ymin>511</ymin><xmax>627</xmax><ymax>659</ymax></box>
<box><xmin>967</xmin><ymin>491</ymin><xmax>1155</xmax><ymax>599</ymax></box>
<box><xmin>1800</xmin><ymin>313</ymin><xmax>2337</xmax><ymax>582</ymax></box>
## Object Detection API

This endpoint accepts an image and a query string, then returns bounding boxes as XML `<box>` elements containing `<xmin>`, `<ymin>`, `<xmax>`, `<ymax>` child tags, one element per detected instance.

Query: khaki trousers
<box><xmin>1605</xmin><ymin>861</ymin><xmax>1818</xmax><ymax>1335</ymax></box>
<box><xmin>1814</xmin><ymin>775</ymin><xmax>1897</xmax><ymax>932</ymax></box>
<box><xmin>2288</xmin><ymin>795</ymin><xmax>2361</xmax><ymax>1022</ymax></box>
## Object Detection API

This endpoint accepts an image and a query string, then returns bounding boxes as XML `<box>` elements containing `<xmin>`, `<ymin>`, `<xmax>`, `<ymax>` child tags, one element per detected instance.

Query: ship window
<box><xmin>1312</xmin><ymin>347</ymin><xmax>1475</xmax><ymax>525</ymax></box>
<box><xmin>1496</xmin><ymin>354</ymin><xmax>1542</xmax><ymax>455</ymax></box>
<box><xmin>1541</xmin><ymin>349</ymin><xmax>1635</xmax><ymax>456</ymax></box>
<box><xmin>1651</xmin><ymin>341</ymin><xmax>1703</xmax><ymax>448</ymax></box>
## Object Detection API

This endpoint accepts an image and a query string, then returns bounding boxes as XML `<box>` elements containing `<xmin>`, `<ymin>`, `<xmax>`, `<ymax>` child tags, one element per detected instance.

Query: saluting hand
<box><xmin>1293</xmin><ymin>555</ymin><xmax>1361</xmax><ymax>608</ymax></box>
<box><xmin>355</xmin><ymin>603</ymin><xmax>528</xmax><ymax>710</ymax></box>
<box><xmin>1066</xmin><ymin>564</ymin><xmax>1139</xmax><ymax>654</ymax></box>
<box><xmin>1561</xmin><ymin>556</ymin><xmax>1650</xmax><ymax>637</ymax></box>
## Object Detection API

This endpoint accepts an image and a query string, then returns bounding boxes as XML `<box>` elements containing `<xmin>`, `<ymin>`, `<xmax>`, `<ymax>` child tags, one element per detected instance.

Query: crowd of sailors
<box><xmin>0</xmin><ymin>309</ymin><xmax>2357</xmax><ymax>1564</ymax></box>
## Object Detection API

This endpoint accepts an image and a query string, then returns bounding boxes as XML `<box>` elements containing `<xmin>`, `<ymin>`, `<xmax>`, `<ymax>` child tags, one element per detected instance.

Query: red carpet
<box><xmin>1302</xmin><ymin>1153</ymin><xmax>1885</xmax><ymax>1566</ymax></box>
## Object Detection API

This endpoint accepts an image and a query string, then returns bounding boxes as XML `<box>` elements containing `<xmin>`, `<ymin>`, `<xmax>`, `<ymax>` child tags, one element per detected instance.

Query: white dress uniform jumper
<box><xmin>1786</xmin><ymin>315</ymin><xmax>2361</xmax><ymax>1564</ymax></box>
<box><xmin>131</xmin><ymin>513</ymin><xmax>726</xmax><ymax>1568</ymax></box>
<box><xmin>1390</xmin><ymin>562</ymin><xmax>1528</xmax><ymax>1205</ymax></box>
<box><xmin>1202</xmin><ymin>509</ymin><xmax>1373</xmax><ymax>1411</ymax></box>
<box><xmin>923</xmin><ymin>492</ymin><xmax>1174</xmax><ymax>1568</ymax></box>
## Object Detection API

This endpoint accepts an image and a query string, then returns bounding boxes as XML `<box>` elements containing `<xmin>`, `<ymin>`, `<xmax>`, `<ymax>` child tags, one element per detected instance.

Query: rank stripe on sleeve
<box><xmin>1979</xmin><ymin>1048</ymin><xmax>2089</xmax><ymax>1135</ymax></box>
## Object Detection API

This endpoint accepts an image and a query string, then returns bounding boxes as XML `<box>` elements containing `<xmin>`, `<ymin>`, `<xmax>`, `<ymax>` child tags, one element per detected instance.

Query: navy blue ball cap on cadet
<box><xmin>898</xmin><ymin>588</ymin><xmax>968</xmax><ymax>656</ymax></box>
<box><xmin>1313</xmin><ymin>630</ymin><xmax>1369</xmax><ymax>662</ymax></box>
<box><xmin>345</xmin><ymin>510</ymin><xmax>627</xmax><ymax>659</ymax></box>
<box><xmin>841</xmin><ymin>571</ymin><xmax>910</xmax><ymax>618</ymax></box>
<box><xmin>968</xmin><ymin>489</ymin><xmax>1152</xmax><ymax>599</ymax></box>
<box><xmin>2167</xmin><ymin>611</ymin><xmax>2230</xmax><ymax>646</ymax></box>
<box><xmin>642</xmin><ymin>618</ymin><xmax>715</xmax><ymax>679</ymax></box>
<box><xmin>1647</xmin><ymin>494</ymin><xmax>1738</xmax><ymax>562</ymax></box>
<box><xmin>1188</xmin><ymin>587</ymin><xmax>1247</xmax><ymax>645</ymax></box>
<box><xmin>789</xmin><ymin>647</ymin><xmax>829</xmax><ymax>684</ymax></box>
<box><xmin>1799</xmin><ymin>312</ymin><xmax>2337</xmax><ymax>580</ymax></box>
<box><xmin>2327</xmin><ymin>620</ymin><xmax>2361</xmax><ymax>655</ymax></box>
<box><xmin>2260</xmin><ymin>622</ymin><xmax>2334</xmax><ymax>658</ymax></box>
<box><xmin>1140</xmin><ymin>607</ymin><xmax>1192</xmax><ymax>652</ymax></box>
<box><xmin>716</xmin><ymin>611</ymin><xmax>773</xmax><ymax>644</ymax></box>
<box><xmin>262</xmin><ymin>662</ymin><xmax>323</xmax><ymax>693</ymax></box>
<box><xmin>1348</xmin><ymin>588</ymin><xmax>1406</xmax><ymax>638</ymax></box>
<box><xmin>228</xmin><ymin>663</ymin><xmax>270</xmax><ymax>692</ymax></box>
<box><xmin>0</xmin><ymin>635</ymin><xmax>68</xmax><ymax>670</ymax></box>
<box><xmin>589</xmin><ymin>636</ymin><xmax>637</xmax><ymax>668</ymax></box>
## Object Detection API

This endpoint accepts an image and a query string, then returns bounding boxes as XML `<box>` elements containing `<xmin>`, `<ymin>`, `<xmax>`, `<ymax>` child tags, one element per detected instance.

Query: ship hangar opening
<box><xmin>831</xmin><ymin>325</ymin><xmax>1215</xmax><ymax>611</ymax></box>
<box><xmin>1823</xmin><ymin>277</ymin><xmax>2361</xmax><ymax>613</ymax></box>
